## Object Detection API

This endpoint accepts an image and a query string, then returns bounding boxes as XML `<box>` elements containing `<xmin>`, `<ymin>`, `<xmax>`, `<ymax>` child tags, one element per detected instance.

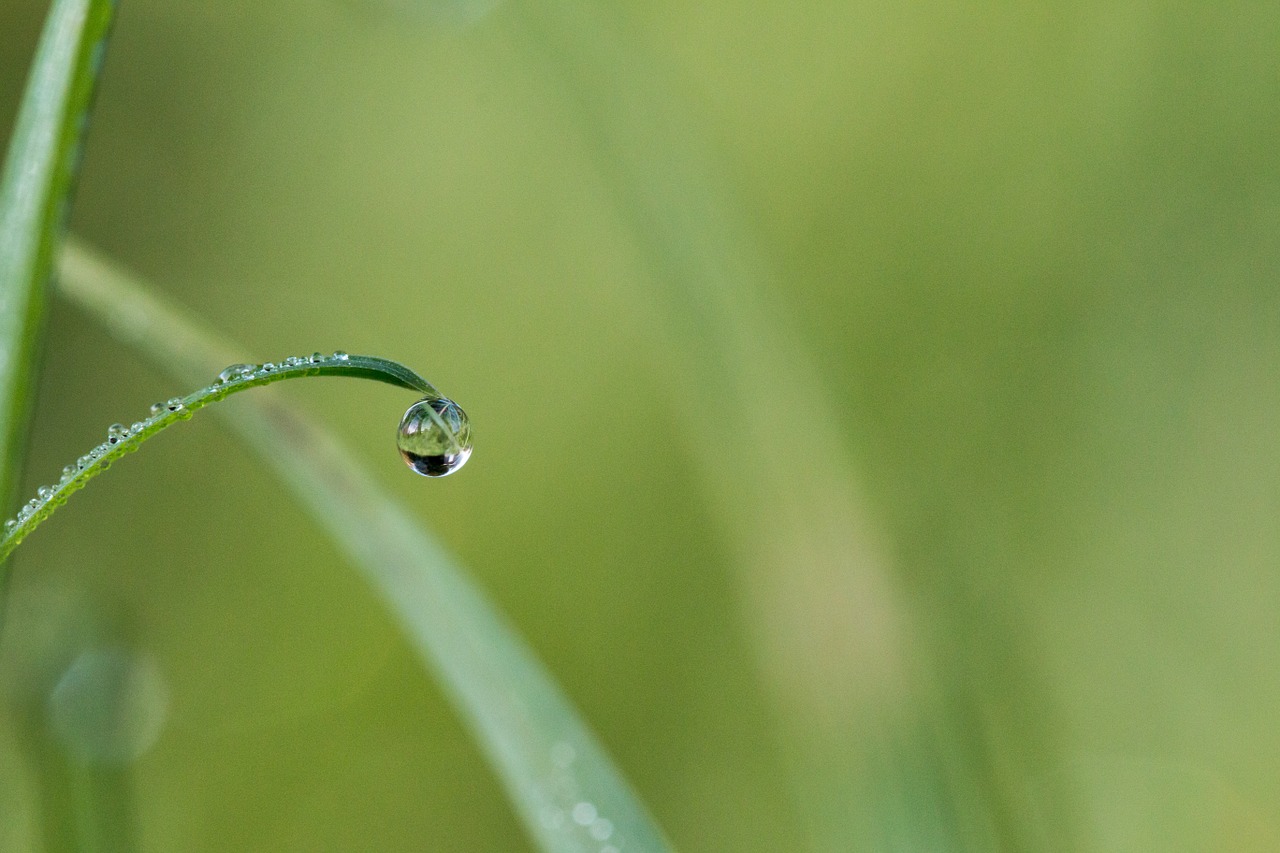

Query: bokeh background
<box><xmin>3</xmin><ymin>0</ymin><xmax>1280</xmax><ymax>850</ymax></box>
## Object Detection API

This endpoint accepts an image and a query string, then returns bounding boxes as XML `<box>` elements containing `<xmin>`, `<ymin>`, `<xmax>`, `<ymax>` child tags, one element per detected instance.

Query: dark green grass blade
<box><xmin>0</xmin><ymin>0</ymin><xmax>118</xmax><ymax>514</ymax></box>
<box><xmin>58</xmin><ymin>239</ymin><xmax>674</xmax><ymax>853</ymax></box>
<box><xmin>0</xmin><ymin>350</ymin><xmax>435</xmax><ymax>565</ymax></box>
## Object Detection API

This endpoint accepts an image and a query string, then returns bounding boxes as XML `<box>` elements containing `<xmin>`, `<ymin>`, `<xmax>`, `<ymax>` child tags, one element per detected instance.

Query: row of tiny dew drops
<box><xmin>1</xmin><ymin>352</ymin><xmax>354</xmax><ymax>542</ymax></box>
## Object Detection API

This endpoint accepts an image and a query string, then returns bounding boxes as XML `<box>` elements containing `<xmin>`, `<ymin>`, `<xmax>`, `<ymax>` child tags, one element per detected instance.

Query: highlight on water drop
<box><xmin>396</xmin><ymin>397</ymin><xmax>473</xmax><ymax>477</ymax></box>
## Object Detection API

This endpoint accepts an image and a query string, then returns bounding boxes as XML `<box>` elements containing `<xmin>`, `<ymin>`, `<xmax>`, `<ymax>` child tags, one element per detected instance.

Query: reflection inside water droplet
<box><xmin>396</xmin><ymin>397</ymin><xmax>473</xmax><ymax>477</ymax></box>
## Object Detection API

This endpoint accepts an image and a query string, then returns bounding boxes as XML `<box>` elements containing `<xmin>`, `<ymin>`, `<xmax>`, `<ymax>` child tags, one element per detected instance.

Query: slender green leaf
<box><xmin>0</xmin><ymin>351</ymin><xmax>439</xmax><ymax>565</ymax></box>
<box><xmin>57</xmin><ymin>239</ymin><xmax>674</xmax><ymax>853</ymax></box>
<box><xmin>0</xmin><ymin>0</ymin><xmax>118</xmax><ymax>513</ymax></box>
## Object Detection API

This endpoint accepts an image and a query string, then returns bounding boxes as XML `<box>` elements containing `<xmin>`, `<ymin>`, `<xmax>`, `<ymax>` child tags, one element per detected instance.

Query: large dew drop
<box><xmin>397</xmin><ymin>397</ymin><xmax>472</xmax><ymax>477</ymax></box>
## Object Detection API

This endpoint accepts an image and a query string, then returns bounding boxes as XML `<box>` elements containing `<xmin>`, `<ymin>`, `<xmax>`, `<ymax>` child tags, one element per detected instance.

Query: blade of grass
<box><xmin>489</xmin><ymin>3</ymin><xmax>1075</xmax><ymax>847</ymax></box>
<box><xmin>0</xmin><ymin>350</ymin><xmax>438</xmax><ymax>565</ymax></box>
<box><xmin>57</xmin><ymin>238</ymin><xmax>674</xmax><ymax>853</ymax></box>
<box><xmin>0</xmin><ymin>0</ymin><xmax>118</xmax><ymax>515</ymax></box>
<box><xmin>495</xmin><ymin>3</ymin><xmax>948</xmax><ymax>846</ymax></box>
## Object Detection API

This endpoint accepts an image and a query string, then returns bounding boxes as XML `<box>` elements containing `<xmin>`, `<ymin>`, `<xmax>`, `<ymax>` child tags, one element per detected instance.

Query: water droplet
<box><xmin>396</xmin><ymin>397</ymin><xmax>473</xmax><ymax>477</ymax></box>
<box><xmin>4</xmin><ymin>520</ymin><xmax>15</xmax><ymax>533</ymax></box>
<box><xmin>130</xmin><ymin>421</ymin><xmax>146</xmax><ymax>434</ymax></box>
<box><xmin>149</xmin><ymin>402</ymin><xmax>166</xmax><ymax>416</ymax></box>
<box><xmin>551</xmin><ymin>742</ymin><xmax>576</xmax><ymax>768</ymax></box>
<box><xmin>25</xmin><ymin>499</ymin><xmax>39</xmax><ymax>512</ymax></box>
<box><xmin>572</xmin><ymin>802</ymin><xmax>598</xmax><ymax>826</ymax></box>
<box><xmin>589</xmin><ymin>819</ymin><xmax>614</xmax><ymax>841</ymax></box>
<box><xmin>260</xmin><ymin>362</ymin><xmax>276</xmax><ymax>372</ymax></box>
<box><xmin>106</xmin><ymin>424</ymin><xmax>127</xmax><ymax>444</ymax></box>
<box><xmin>47</xmin><ymin>647</ymin><xmax>169</xmax><ymax>765</ymax></box>
<box><xmin>166</xmin><ymin>398</ymin><xmax>184</xmax><ymax>412</ymax></box>
<box><xmin>61</xmin><ymin>465</ymin><xmax>78</xmax><ymax>481</ymax></box>
<box><xmin>37</xmin><ymin>486</ymin><xmax>54</xmax><ymax>501</ymax></box>
<box><xmin>77</xmin><ymin>455</ymin><xmax>92</xmax><ymax>469</ymax></box>
<box><xmin>283</xmin><ymin>356</ymin><xmax>303</xmax><ymax>367</ymax></box>
<box><xmin>332</xmin><ymin>351</ymin><xmax>350</xmax><ymax>361</ymax></box>
<box><xmin>216</xmin><ymin>363</ymin><xmax>256</xmax><ymax>384</ymax></box>
<box><xmin>309</xmin><ymin>352</ymin><xmax>324</xmax><ymax>364</ymax></box>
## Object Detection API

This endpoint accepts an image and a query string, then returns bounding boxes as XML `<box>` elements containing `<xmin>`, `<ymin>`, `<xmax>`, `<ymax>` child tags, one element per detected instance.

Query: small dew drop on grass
<box><xmin>216</xmin><ymin>363</ymin><xmax>256</xmax><ymax>384</ymax></box>
<box><xmin>397</xmin><ymin>397</ymin><xmax>473</xmax><ymax>477</ymax></box>
<box><xmin>589</xmin><ymin>819</ymin><xmax>614</xmax><ymax>841</ymax></box>
<box><xmin>47</xmin><ymin>647</ymin><xmax>169</xmax><ymax>765</ymax></box>
<box><xmin>572</xmin><ymin>802</ymin><xmax>598</xmax><ymax>826</ymax></box>
<box><xmin>551</xmin><ymin>741</ymin><xmax>576</xmax><ymax>768</ymax></box>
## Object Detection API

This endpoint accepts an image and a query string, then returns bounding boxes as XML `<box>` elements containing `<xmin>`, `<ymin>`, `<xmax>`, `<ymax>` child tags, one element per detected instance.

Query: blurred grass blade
<box><xmin>490</xmin><ymin>3</ymin><xmax>1076</xmax><ymax>846</ymax></box>
<box><xmin>499</xmin><ymin>2</ymin><xmax>944</xmax><ymax>846</ymax></box>
<box><xmin>0</xmin><ymin>352</ymin><xmax>437</xmax><ymax>565</ymax></box>
<box><xmin>57</xmin><ymin>239</ymin><xmax>674</xmax><ymax>853</ymax></box>
<box><xmin>0</xmin><ymin>0</ymin><xmax>117</xmax><ymax>514</ymax></box>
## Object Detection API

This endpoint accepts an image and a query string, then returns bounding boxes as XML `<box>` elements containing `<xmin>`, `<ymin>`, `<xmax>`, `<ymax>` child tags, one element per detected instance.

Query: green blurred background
<box><xmin>3</xmin><ymin>0</ymin><xmax>1280</xmax><ymax>849</ymax></box>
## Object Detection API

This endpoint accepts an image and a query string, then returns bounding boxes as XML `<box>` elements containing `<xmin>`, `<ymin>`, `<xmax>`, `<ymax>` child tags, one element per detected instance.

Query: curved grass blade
<box><xmin>57</xmin><ymin>238</ymin><xmax>674</xmax><ymax>853</ymax></box>
<box><xmin>0</xmin><ymin>351</ymin><xmax>438</xmax><ymax>565</ymax></box>
<box><xmin>0</xmin><ymin>0</ymin><xmax>118</xmax><ymax>514</ymax></box>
